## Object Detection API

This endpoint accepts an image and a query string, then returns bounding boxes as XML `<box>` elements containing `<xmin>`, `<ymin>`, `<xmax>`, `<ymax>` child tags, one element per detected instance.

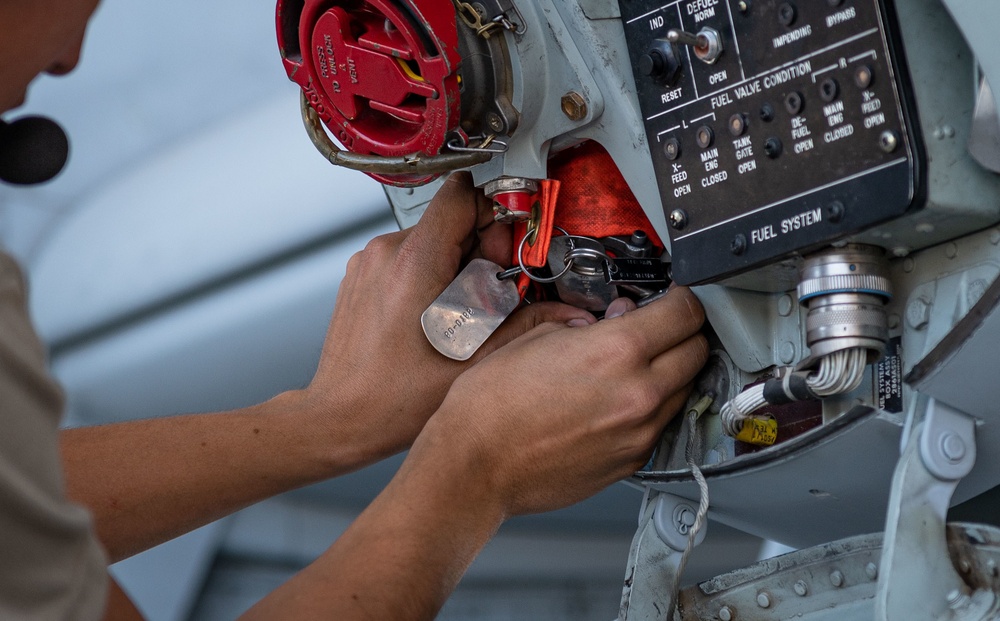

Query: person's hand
<box><xmin>411</xmin><ymin>287</ymin><xmax>708</xmax><ymax>517</ymax></box>
<box><xmin>300</xmin><ymin>172</ymin><xmax>595</xmax><ymax>470</ymax></box>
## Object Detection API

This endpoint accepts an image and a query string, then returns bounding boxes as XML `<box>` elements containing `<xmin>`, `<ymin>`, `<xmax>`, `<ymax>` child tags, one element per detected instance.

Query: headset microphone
<box><xmin>0</xmin><ymin>116</ymin><xmax>69</xmax><ymax>185</ymax></box>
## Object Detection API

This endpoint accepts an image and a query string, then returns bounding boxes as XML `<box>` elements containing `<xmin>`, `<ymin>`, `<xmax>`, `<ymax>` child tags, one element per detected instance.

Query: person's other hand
<box><xmin>300</xmin><ymin>172</ymin><xmax>595</xmax><ymax>469</ymax></box>
<box><xmin>413</xmin><ymin>287</ymin><xmax>708</xmax><ymax>517</ymax></box>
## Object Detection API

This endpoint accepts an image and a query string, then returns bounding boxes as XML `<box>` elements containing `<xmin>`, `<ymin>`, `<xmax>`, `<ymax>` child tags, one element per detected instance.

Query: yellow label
<box><xmin>735</xmin><ymin>417</ymin><xmax>778</xmax><ymax>446</ymax></box>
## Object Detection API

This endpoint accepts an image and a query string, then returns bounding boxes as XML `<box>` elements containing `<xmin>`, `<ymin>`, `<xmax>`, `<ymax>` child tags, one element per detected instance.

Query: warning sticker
<box><xmin>876</xmin><ymin>337</ymin><xmax>903</xmax><ymax>413</ymax></box>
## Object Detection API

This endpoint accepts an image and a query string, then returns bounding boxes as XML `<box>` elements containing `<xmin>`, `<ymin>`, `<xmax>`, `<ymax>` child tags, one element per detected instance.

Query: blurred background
<box><xmin>0</xmin><ymin>1</ymin><xmax>767</xmax><ymax>618</ymax></box>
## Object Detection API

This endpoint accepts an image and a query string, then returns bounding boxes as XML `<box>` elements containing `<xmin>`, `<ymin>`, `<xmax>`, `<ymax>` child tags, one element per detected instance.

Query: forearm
<box><xmin>60</xmin><ymin>389</ymin><xmax>366</xmax><ymax>562</ymax></box>
<box><xmin>242</xmin><ymin>419</ymin><xmax>504</xmax><ymax>621</ymax></box>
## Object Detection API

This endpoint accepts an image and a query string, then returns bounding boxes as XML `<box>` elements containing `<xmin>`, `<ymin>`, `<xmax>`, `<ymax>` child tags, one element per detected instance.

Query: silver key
<box><xmin>421</xmin><ymin>258</ymin><xmax>521</xmax><ymax>361</ymax></box>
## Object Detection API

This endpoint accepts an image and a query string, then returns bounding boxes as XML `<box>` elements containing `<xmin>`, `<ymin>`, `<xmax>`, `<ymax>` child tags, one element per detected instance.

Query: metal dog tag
<box><xmin>422</xmin><ymin>258</ymin><xmax>521</xmax><ymax>361</ymax></box>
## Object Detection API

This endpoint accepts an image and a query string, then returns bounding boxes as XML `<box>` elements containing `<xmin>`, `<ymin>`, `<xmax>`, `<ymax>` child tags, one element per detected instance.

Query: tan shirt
<box><xmin>0</xmin><ymin>252</ymin><xmax>107</xmax><ymax>619</ymax></box>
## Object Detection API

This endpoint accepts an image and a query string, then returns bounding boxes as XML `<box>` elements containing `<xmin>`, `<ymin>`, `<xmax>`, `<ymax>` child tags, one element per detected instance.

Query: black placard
<box><xmin>618</xmin><ymin>0</ymin><xmax>920</xmax><ymax>284</ymax></box>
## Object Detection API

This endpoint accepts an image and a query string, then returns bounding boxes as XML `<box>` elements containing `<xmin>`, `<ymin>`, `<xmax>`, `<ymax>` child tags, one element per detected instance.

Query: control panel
<box><xmin>618</xmin><ymin>0</ymin><xmax>921</xmax><ymax>284</ymax></box>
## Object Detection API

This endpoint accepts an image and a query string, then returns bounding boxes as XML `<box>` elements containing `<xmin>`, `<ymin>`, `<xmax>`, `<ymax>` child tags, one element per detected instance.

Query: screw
<box><xmin>664</xmin><ymin>137</ymin><xmax>681</xmax><ymax>160</ymax></box>
<box><xmin>669</xmin><ymin>209</ymin><xmax>689</xmax><ymax>230</ymax></box>
<box><xmin>760</xmin><ymin>102</ymin><xmax>775</xmax><ymax>122</ymax></box>
<box><xmin>879</xmin><ymin>130</ymin><xmax>899</xmax><ymax>153</ymax></box>
<box><xmin>561</xmin><ymin>92</ymin><xmax>588</xmax><ymax>121</ymax></box>
<box><xmin>794</xmin><ymin>580</ymin><xmax>809</xmax><ymax>596</ymax></box>
<box><xmin>764</xmin><ymin>137</ymin><xmax>783</xmax><ymax>158</ymax></box>
<box><xmin>784</xmin><ymin>91</ymin><xmax>803</xmax><ymax>115</ymax></box>
<box><xmin>830</xmin><ymin>570</ymin><xmax>844</xmax><ymax>587</ymax></box>
<box><xmin>719</xmin><ymin>606</ymin><xmax>734</xmax><ymax>621</ymax></box>
<box><xmin>731</xmin><ymin>234</ymin><xmax>747</xmax><ymax>255</ymax></box>
<box><xmin>865</xmin><ymin>562</ymin><xmax>878</xmax><ymax>580</ymax></box>
<box><xmin>825</xmin><ymin>201</ymin><xmax>845</xmax><ymax>223</ymax></box>
<box><xmin>819</xmin><ymin>78</ymin><xmax>839</xmax><ymax>103</ymax></box>
<box><xmin>757</xmin><ymin>592</ymin><xmax>772</xmax><ymax>608</ymax></box>
<box><xmin>630</xmin><ymin>230</ymin><xmax>649</xmax><ymax>247</ymax></box>
<box><xmin>941</xmin><ymin>432</ymin><xmax>967</xmax><ymax>462</ymax></box>
<box><xmin>778</xmin><ymin>2</ymin><xmax>796</xmax><ymax>26</ymax></box>
<box><xmin>487</xmin><ymin>112</ymin><xmax>505</xmax><ymax>133</ymax></box>
<box><xmin>855</xmin><ymin>64</ymin><xmax>873</xmax><ymax>89</ymax></box>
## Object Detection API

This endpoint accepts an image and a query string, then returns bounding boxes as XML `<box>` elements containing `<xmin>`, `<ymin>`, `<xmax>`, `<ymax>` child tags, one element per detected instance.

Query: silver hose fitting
<box><xmin>797</xmin><ymin>244</ymin><xmax>892</xmax><ymax>362</ymax></box>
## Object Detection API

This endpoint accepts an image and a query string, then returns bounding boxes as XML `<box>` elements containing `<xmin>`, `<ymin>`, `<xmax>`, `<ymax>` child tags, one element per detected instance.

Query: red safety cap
<box><xmin>277</xmin><ymin>0</ymin><xmax>463</xmax><ymax>186</ymax></box>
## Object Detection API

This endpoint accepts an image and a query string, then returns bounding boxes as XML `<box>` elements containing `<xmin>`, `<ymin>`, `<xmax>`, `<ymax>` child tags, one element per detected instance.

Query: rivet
<box><xmin>887</xmin><ymin>313</ymin><xmax>901</xmax><ymax>330</ymax></box>
<box><xmin>830</xmin><ymin>570</ymin><xmax>844</xmax><ymax>587</ymax></box>
<box><xmin>719</xmin><ymin>605</ymin><xmax>734</xmax><ymax>621</ymax></box>
<box><xmin>794</xmin><ymin>580</ymin><xmax>808</xmax><ymax>596</ymax></box>
<box><xmin>892</xmin><ymin>246</ymin><xmax>909</xmax><ymax>258</ymax></box>
<box><xmin>990</xmin><ymin>229</ymin><xmax>1000</xmax><ymax>245</ymax></box>
<box><xmin>780</xmin><ymin>341</ymin><xmax>796</xmax><ymax>364</ymax></box>
<box><xmin>866</xmin><ymin>562</ymin><xmax>878</xmax><ymax>580</ymax></box>
<box><xmin>757</xmin><ymin>592</ymin><xmax>772</xmax><ymax>608</ymax></box>
<box><xmin>902</xmin><ymin>257</ymin><xmax>915</xmax><ymax>273</ymax></box>
<box><xmin>945</xmin><ymin>242</ymin><xmax>959</xmax><ymax>259</ymax></box>
<box><xmin>778</xmin><ymin>294</ymin><xmax>794</xmax><ymax>316</ymax></box>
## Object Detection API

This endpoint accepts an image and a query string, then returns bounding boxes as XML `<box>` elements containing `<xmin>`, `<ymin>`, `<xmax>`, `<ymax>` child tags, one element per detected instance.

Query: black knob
<box><xmin>641</xmin><ymin>40</ymin><xmax>682</xmax><ymax>86</ymax></box>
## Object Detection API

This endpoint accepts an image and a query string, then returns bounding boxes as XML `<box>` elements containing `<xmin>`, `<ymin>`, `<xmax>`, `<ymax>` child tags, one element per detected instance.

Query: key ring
<box><xmin>563</xmin><ymin>246</ymin><xmax>618</xmax><ymax>273</ymax></box>
<box><xmin>517</xmin><ymin>226</ymin><xmax>574</xmax><ymax>283</ymax></box>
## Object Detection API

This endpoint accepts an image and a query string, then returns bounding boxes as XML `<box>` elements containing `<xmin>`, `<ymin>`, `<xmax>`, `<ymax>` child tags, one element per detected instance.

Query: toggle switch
<box><xmin>667</xmin><ymin>27</ymin><xmax>724</xmax><ymax>64</ymax></box>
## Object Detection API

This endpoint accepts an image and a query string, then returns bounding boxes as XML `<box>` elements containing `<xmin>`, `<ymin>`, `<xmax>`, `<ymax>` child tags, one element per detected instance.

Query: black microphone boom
<box><xmin>0</xmin><ymin>116</ymin><xmax>70</xmax><ymax>185</ymax></box>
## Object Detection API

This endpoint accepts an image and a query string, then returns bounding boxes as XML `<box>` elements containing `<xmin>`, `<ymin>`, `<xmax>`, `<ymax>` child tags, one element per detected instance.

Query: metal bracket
<box><xmin>876</xmin><ymin>397</ymin><xmax>980</xmax><ymax>621</ymax></box>
<box><xmin>619</xmin><ymin>492</ymin><xmax>707</xmax><ymax>621</ymax></box>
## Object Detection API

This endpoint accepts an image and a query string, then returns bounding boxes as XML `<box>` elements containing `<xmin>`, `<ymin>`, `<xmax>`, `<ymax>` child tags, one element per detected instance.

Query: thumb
<box><xmin>474</xmin><ymin>302</ymin><xmax>596</xmax><ymax>360</ymax></box>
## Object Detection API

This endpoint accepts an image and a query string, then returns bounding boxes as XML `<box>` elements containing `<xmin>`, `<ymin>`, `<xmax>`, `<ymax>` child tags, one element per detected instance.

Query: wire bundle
<box><xmin>720</xmin><ymin>347</ymin><xmax>868</xmax><ymax>438</ymax></box>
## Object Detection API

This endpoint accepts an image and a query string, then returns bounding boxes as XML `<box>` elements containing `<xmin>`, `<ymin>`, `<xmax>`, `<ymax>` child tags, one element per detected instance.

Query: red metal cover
<box><xmin>277</xmin><ymin>0</ymin><xmax>462</xmax><ymax>185</ymax></box>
